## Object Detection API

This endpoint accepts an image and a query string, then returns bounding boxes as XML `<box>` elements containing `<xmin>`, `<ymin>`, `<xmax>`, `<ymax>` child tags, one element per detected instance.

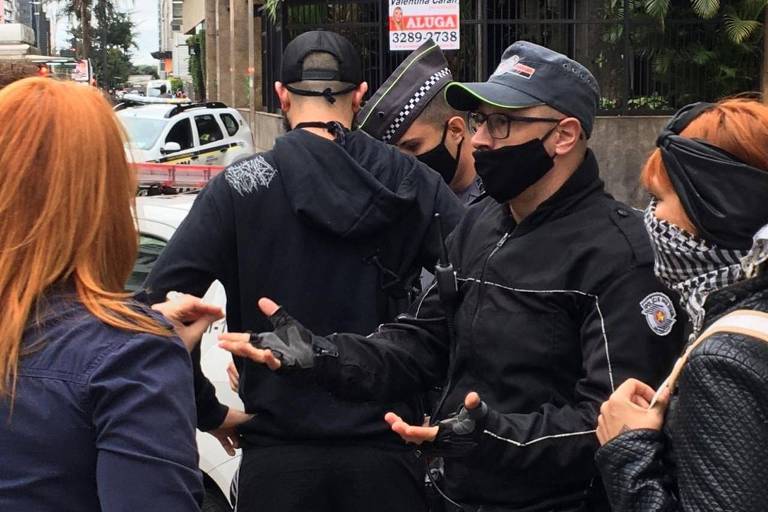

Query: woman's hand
<box><xmin>151</xmin><ymin>292</ymin><xmax>224</xmax><ymax>352</ymax></box>
<box><xmin>596</xmin><ymin>378</ymin><xmax>670</xmax><ymax>446</ymax></box>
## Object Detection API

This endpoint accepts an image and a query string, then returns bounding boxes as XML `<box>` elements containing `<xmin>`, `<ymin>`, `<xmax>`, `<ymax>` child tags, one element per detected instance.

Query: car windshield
<box><xmin>118</xmin><ymin>115</ymin><xmax>168</xmax><ymax>150</ymax></box>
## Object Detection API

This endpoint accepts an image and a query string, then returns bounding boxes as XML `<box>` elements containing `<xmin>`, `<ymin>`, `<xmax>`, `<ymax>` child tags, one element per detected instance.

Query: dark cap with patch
<box><xmin>281</xmin><ymin>30</ymin><xmax>363</xmax><ymax>86</ymax></box>
<box><xmin>357</xmin><ymin>39</ymin><xmax>452</xmax><ymax>143</ymax></box>
<box><xmin>445</xmin><ymin>41</ymin><xmax>600</xmax><ymax>137</ymax></box>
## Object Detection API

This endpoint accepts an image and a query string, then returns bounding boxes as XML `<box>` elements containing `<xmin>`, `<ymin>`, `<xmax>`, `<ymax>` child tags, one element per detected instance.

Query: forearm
<box><xmin>596</xmin><ymin>429</ymin><xmax>679</xmax><ymax>512</ymax></box>
<box><xmin>315</xmin><ymin>323</ymin><xmax>448</xmax><ymax>402</ymax></box>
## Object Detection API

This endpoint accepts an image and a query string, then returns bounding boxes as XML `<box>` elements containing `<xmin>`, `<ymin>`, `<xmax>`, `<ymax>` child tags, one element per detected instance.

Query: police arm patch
<box><xmin>640</xmin><ymin>292</ymin><xmax>677</xmax><ymax>336</ymax></box>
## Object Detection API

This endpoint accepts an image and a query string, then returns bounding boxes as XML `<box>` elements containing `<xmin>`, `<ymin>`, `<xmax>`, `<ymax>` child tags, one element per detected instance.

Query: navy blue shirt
<box><xmin>0</xmin><ymin>296</ymin><xmax>203</xmax><ymax>511</ymax></box>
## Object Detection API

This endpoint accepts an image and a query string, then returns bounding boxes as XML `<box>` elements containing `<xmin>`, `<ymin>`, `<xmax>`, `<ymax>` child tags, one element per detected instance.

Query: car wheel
<box><xmin>202</xmin><ymin>487</ymin><xmax>232</xmax><ymax>512</ymax></box>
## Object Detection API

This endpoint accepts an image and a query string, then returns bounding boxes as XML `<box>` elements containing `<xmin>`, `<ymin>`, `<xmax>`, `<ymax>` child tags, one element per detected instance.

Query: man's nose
<box><xmin>471</xmin><ymin>123</ymin><xmax>493</xmax><ymax>151</ymax></box>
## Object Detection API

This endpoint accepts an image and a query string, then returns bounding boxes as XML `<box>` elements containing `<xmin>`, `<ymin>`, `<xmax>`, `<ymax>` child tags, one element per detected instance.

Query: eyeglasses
<box><xmin>467</xmin><ymin>111</ymin><xmax>563</xmax><ymax>140</ymax></box>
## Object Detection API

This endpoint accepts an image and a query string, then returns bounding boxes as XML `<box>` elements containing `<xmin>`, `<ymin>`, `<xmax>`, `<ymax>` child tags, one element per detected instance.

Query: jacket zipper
<box><xmin>436</xmin><ymin>229</ymin><xmax>512</xmax><ymax>420</ymax></box>
<box><xmin>467</xmin><ymin>228</ymin><xmax>514</xmax><ymax>339</ymax></box>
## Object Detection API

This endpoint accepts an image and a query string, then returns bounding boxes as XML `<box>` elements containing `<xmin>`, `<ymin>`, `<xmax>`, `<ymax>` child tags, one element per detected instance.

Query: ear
<box><xmin>275</xmin><ymin>81</ymin><xmax>290</xmax><ymax>112</ymax></box>
<box><xmin>351</xmin><ymin>82</ymin><xmax>369</xmax><ymax>113</ymax></box>
<box><xmin>446</xmin><ymin>115</ymin><xmax>466</xmax><ymax>141</ymax></box>
<box><xmin>552</xmin><ymin>117</ymin><xmax>582</xmax><ymax>156</ymax></box>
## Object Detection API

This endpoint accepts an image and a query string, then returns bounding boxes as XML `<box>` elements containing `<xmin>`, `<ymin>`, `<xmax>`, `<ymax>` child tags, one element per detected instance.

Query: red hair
<box><xmin>641</xmin><ymin>98</ymin><xmax>768</xmax><ymax>194</ymax></box>
<box><xmin>0</xmin><ymin>78</ymin><xmax>169</xmax><ymax>398</ymax></box>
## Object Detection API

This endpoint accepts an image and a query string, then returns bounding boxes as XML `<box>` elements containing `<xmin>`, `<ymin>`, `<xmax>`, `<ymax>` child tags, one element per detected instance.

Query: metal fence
<box><xmin>261</xmin><ymin>0</ymin><xmax>761</xmax><ymax>114</ymax></box>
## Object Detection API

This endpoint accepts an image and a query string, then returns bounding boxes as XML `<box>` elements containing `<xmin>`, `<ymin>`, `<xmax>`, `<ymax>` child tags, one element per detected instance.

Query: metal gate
<box><xmin>262</xmin><ymin>0</ymin><xmax>760</xmax><ymax>115</ymax></box>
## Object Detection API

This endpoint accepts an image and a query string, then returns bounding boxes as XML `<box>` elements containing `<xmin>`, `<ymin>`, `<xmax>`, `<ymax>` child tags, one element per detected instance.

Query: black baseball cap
<box><xmin>281</xmin><ymin>30</ymin><xmax>363</xmax><ymax>86</ymax></box>
<box><xmin>445</xmin><ymin>41</ymin><xmax>600</xmax><ymax>137</ymax></box>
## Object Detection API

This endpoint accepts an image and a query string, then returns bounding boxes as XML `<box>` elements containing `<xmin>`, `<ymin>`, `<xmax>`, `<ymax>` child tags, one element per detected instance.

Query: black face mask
<box><xmin>473</xmin><ymin>127</ymin><xmax>557</xmax><ymax>203</ymax></box>
<box><xmin>416</xmin><ymin>123</ymin><xmax>463</xmax><ymax>184</ymax></box>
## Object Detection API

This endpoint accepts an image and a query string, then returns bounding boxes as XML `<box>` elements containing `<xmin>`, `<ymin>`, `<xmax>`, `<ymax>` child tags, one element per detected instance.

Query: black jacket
<box><xmin>313</xmin><ymin>151</ymin><xmax>685</xmax><ymax>510</ymax></box>
<box><xmin>596</xmin><ymin>272</ymin><xmax>768</xmax><ymax>512</ymax></box>
<box><xmin>144</xmin><ymin>128</ymin><xmax>464</xmax><ymax>444</ymax></box>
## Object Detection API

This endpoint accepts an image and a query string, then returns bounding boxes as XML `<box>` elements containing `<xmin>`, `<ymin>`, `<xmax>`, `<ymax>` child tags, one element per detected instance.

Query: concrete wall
<box><xmin>591</xmin><ymin>116</ymin><xmax>669</xmax><ymax>208</ymax></box>
<box><xmin>215</xmin><ymin>0</ymin><xmax>231</xmax><ymax>105</ymax></box>
<box><xmin>229</xmin><ymin>0</ymin><xmax>249</xmax><ymax>108</ymax></box>
<box><xmin>246</xmin><ymin>110</ymin><xmax>285</xmax><ymax>151</ymax></box>
<box><xmin>204</xmin><ymin>0</ymin><xmax>217</xmax><ymax>100</ymax></box>
<box><xmin>245</xmin><ymin>112</ymin><xmax>669</xmax><ymax>208</ymax></box>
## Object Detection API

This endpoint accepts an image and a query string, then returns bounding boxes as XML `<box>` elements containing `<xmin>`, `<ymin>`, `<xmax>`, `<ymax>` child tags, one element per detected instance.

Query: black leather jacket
<box><xmin>596</xmin><ymin>272</ymin><xmax>768</xmax><ymax>511</ymax></box>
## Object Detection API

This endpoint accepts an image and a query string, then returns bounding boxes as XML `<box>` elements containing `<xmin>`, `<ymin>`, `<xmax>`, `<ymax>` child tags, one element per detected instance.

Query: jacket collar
<box><xmin>507</xmin><ymin>149</ymin><xmax>605</xmax><ymax>235</ymax></box>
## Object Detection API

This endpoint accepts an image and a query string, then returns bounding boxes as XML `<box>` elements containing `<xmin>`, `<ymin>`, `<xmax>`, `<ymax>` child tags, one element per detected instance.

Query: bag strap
<box><xmin>650</xmin><ymin>309</ymin><xmax>768</xmax><ymax>407</ymax></box>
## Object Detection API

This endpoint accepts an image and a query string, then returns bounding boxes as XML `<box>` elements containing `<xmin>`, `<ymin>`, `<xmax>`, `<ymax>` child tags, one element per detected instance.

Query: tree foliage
<box><xmin>644</xmin><ymin>0</ymin><xmax>766</xmax><ymax>41</ymax></box>
<box><xmin>67</xmin><ymin>1</ymin><xmax>137</xmax><ymax>88</ymax></box>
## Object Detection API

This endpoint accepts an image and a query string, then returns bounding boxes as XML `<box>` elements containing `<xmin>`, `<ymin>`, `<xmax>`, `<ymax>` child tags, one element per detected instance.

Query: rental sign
<box><xmin>389</xmin><ymin>0</ymin><xmax>460</xmax><ymax>51</ymax></box>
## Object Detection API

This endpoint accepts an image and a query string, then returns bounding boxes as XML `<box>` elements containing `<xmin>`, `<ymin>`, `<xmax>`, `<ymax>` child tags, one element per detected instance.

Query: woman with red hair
<box><xmin>595</xmin><ymin>98</ymin><xmax>768</xmax><ymax>511</ymax></box>
<box><xmin>0</xmin><ymin>78</ymin><xmax>222</xmax><ymax>511</ymax></box>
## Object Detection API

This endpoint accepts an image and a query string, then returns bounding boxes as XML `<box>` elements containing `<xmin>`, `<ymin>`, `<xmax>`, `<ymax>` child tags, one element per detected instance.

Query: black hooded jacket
<box><xmin>311</xmin><ymin>151</ymin><xmax>686</xmax><ymax>510</ymax></box>
<box><xmin>144</xmin><ymin>128</ymin><xmax>464</xmax><ymax>445</ymax></box>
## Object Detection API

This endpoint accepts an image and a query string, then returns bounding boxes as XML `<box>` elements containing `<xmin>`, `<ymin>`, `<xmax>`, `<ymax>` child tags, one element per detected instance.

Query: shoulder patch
<box><xmin>640</xmin><ymin>292</ymin><xmax>677</xmax><ymax>336</ymax></box>
<box><xmin>225</xmin><ymin>154</ymin><xmax>277</xmax><ymax>196</ymax></box>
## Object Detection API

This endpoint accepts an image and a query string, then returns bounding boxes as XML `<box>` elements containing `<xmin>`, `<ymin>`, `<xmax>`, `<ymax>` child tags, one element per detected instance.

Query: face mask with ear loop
<box><xmin>416</xmin><ymin>122</ymin><xmax>464</xmax><ymax>184</ymax></box>
<box><xmin>472</xmin><ymin>124</ymin><xmax>559</xmax><ymax>203</ymax></box>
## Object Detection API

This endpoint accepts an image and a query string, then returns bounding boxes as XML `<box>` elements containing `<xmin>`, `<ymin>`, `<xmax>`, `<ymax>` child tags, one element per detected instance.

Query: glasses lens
<box><xmin>468</xmin><ymin>112</ymin><xmax>482</xmax><ymax>134</ymax></box>
<box><xmin>487</xmin><ymin>114</ymin><xmax>510</xmax><ymax>140</ymax></box>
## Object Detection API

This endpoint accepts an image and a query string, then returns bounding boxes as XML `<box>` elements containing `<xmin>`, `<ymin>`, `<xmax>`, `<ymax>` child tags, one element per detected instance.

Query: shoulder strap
<box><xmin>650</xmin><ymin>309</ymin><xmax>768</xmax><ymax>407</ymax></box>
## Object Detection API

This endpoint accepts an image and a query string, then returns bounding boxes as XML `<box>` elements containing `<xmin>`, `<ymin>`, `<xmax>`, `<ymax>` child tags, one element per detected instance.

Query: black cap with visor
<box><xmin>281</xmin><ymin>30</ymin><xmax>363</xmax><ymax>104</ymax></box>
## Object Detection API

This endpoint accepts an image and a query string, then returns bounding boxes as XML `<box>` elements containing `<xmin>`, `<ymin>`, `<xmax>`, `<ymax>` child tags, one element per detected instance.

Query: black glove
<box><xmin>249</xmin><ymin>308</ymin><xmax>337</xmax><ymax>370</ymax></box>
<box><xmin>424</xmin><ymin>400</ymin><xmax>489</xmax><ymax>458</ymax></box>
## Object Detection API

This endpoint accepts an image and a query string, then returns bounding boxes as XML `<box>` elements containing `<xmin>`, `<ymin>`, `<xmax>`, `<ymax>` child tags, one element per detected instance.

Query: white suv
<box><xmin>117</xmin><ymin>99</ymin><xmax>254</xmax><ymax>167</ymax></box>
<box><xmin>128</xmin><ymin>193</ymin><xmax>240</xmax><ymax>512</ymax></box>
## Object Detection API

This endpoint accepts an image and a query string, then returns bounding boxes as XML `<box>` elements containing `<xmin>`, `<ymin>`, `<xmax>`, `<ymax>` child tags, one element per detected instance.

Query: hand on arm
<box><xmin>151</xmin><ymin>291</ymin><xmax>224</xmax><ymax>352</ymax></box>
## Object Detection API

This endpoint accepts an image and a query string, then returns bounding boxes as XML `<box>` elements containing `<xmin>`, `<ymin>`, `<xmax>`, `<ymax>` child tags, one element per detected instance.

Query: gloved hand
<box><xmin>427</xmin><ymin>398</ymin><xmax>488</xmax><ymax>457</ymax></box>
<box><xmin>219</xmin><ymin>298</ymin><xmax>337</xmax><ymax>371</ymax></box>
<box><xmin>385</xmin><ymin>392</ymin><xmax>488</xmax><ymax>458</ymax></box>
<box><xmin>249</xmin><ymin>308</ymin><xmax>315</xmax><ymax>369</ymax></box>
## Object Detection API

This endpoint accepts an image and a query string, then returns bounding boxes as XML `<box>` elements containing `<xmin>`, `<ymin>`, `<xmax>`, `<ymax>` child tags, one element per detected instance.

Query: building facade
<box><xmin>157</xmin><ymin>0</ymin><xmax>189</xmax><ymax>79</ymax></box>
<box><xmin>0</xmin><ymin>0</ymin><xmax>50</xmax><ymax>55</ymax></box>
<box><xmin>0</xmin><ymin>0</ymin><xmax>16</xmax><ymax>24</ymax></box>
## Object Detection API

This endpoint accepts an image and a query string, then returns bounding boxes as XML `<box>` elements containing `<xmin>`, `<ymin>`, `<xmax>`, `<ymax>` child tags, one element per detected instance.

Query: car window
<box><xmin>126</xmin><ymin>234</ymin><xmax>167</xmax><ymax>292</ymax></box>
<box><xmin>220</xmin><ymin>113</ymin><xmax>240</xmax><ymax>136</ymax></box>
<box><xmin>195</xmin><ymin>114</ymin><xmax>224</xmax><ymax>145</ymax></box>
<box><xmin>165</xmin><ymin>118</ymin><xmax>194</xmax><ymax>150</ymax></box>
<box><xmin>118</xmin><ymin>115</ymin><xmax>168</xmax><ymax>150</ymax></box>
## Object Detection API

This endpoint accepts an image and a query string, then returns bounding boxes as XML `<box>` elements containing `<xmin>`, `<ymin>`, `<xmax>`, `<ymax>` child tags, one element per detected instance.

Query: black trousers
<box><xmin>234</xmin><ymin>444</ymin><xmax>427</xmax><ymax>512</ymax></box>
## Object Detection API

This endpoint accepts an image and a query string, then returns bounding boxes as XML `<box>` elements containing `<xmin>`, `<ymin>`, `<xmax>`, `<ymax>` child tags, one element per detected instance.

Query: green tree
<box><xmin>264</xmin><ymin>0</ymin><xmax>283</xmax><ymax>22</ymax></box>
<box><xmin>65</xmin><ymin>0</ymin><xmax>93</xmax><ymax>59</ymax></box>
<box><xmin>643</xmin><ymin>0</ymin><xmax>767</xmax><ymax>43</ymax></box>
<box><xmin>69</xmin><ymin>1</ymin><xmax>136</xmax><ymax>88</ymax></box>
<box><xmin>187</xmin><ymin>31</ymin><xmax>206</xmax><ymax>100</ymax></box>
<box><xmin>131</xmin><ymin>65</ymin><xmax>160</xmax><ymax>79</ymax></box>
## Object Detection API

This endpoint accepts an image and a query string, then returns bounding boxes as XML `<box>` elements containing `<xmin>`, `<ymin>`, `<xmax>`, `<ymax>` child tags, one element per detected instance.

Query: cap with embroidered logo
<box><xmin>445</xmin><ymin>41</ymin><xmax>600</xmax><ymax>137</ymax></box>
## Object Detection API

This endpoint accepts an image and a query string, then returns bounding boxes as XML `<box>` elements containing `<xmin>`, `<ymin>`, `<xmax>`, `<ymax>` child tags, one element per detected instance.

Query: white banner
<box><xmin>388</xmin><ymin>0</ymin><xmax>460</xmax><ymax>51</ymax></box>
